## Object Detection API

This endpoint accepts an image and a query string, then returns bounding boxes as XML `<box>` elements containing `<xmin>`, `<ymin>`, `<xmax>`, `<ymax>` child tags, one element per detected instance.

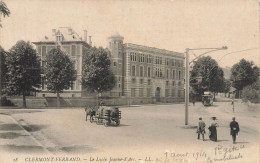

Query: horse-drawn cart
<box><xmin>85</xmin><ymin>106</ymin><xmax>121</xmax><ymax>127</ymax></box>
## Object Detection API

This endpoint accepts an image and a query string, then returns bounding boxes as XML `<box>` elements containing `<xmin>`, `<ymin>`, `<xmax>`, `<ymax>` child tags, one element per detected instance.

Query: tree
<box><xmin>242</xmin><ymin>79</ymin><xmax>260</xmax><ymax>103</ymax></box>
<box><xmin>5</xmin><ymin>41</ymin><xmax>41</xmax><ymax>108</ymax></box>
<box><xmin>45</xmin><ymin>48</ymin><xmax>76</xmax><ymax>108</ymax></box>
<box><xmin>0</xmin><ymin>1</ymin><xmax>10</xmax><ymax>27</ymax></box>
<box><xmin>230</xmin><ymin>59</ymin><xmax>259</xmax><ymax>94</ymax></box>
<box><xmin>81</xmin><ymin>47</ymin><xmax>116</xmax><ymax>100</ymax></box>
<box><xmin>0</xmin><ymin>46</ymin><xmax>7</xmax><ymax>105</ymax></box>
<box><xmin>190</xmin><ymin>56</ymin><xmax>225</xmax><ymax>96</ymax></box>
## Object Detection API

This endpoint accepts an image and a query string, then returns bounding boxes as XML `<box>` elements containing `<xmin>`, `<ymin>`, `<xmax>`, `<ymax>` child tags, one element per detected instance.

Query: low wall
<box><xmin>8</xmin><ymin>96</ymin><xmax>184</xmax><ymax>108</ymax></box>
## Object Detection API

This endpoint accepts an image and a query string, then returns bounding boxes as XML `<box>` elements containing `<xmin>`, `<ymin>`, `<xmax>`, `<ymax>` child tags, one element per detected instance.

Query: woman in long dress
<box><xmin>209</xmin><ymin>117</ymin><xmax>219</xmax><ymax>142</ymax></box>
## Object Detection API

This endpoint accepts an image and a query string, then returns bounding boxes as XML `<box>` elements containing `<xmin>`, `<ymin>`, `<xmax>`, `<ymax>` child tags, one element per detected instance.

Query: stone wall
<box><xmin>8</xmin><ymin>96</ymin><xmax>184</xmax><ymax>108</ymax></box>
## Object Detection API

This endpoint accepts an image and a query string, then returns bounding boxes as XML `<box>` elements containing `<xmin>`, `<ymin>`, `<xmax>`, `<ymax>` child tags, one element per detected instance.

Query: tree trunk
<box><xmin>22</xmin><ymin>91</ymin><xmax>26</xmax><ymax>108</ymax></box>
<box><xmin>57</xmin><ymin>92</ymin><xmax>60</xmax><ymax>108</ymax></box>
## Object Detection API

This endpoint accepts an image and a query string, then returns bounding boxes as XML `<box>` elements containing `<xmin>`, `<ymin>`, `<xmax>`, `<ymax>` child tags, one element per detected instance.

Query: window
<box><xmin>140</xmin><ymin>79</ymin><xmax>144</xmax><ymax>84</ymax></box>
<box><xmin>132</xmin><ymin>78</ymin><xmax>136</xmax><ymax>84</ymax></box>
<box><xmin>147</xmin><ymin>67</ymin><xmax>151</xmax><ymax>77</ymax></box>
<box><xmin>166</xmin><ymin>69</ymin><xmax>169</xmax><ymax>78</ymax></box>
<box><xmin>172</xmin><ymin>81</ymin><xmax>175</xmax><ymax>86</ymax></box>
<box><xmin>172</xmin><ymin>60</ymin><xmax>175</xmax><ymax>66</ymax></box>
<box><xmin>130</xmin><ymin>52</ymin><xmax>137</xmax><ymax>61</ymax></box>
<box><xmin>159</xmin><ymin>57</ymin><xmax>162</xmax><ymax>64</ymax></box>
<box><xmin>132</xmin><ymin>65</ymin><xmax>136</xmax><ymax>76</ymax></box>
<box><xmin>114</xmin><ymin>62</ymin><xmax>117</xmax><ymax>66</ymax></box>
<box><xmin>166</xmin><ymin>81</ymin><xmax>169</xmax><ymax>86</ymax></box>
<box><xmin>37</xmin><ymin>46</ymin><xmax>41</xmax><ymax>55</ymax></box>
<box><xmin>178</xmin><ymin>81</ymin><xmax>181</xmax><ymax>86</ymax></box>
<box><xmin>147</xmin><ymin>55</ymin><xmax>152</xmax><ymax>63</ymax></box>
<box><xmin>140</xmin><ymin>66</ymin><xmax>144</xmax><ymax>77</ymax></box>
<box><xmin>139</xmin><ymin>88</ymin><xmax>144</xmax><ymax>97</ymax></box>
<box><xmin>131</xmin><ymin>88</ymin><xmax>136</xmax><ymax>97</ymax></box>
<box><xmin>72</xmin><ymin>45</ymin><xmax>76</xmax><ymax>56</ymax></box>
<box><xmin>118</xmin><ymin>84</ymin><xmax>121</xmax><ymax>88</ymax></box>
<box><xmin>118</xmin><ymin>76</ymin><xmax>121</xmax><ymax>81</ymax></box>
<box><xmin>155</xmin><ymin>68</ymin><xmax>162</xmax><ymax>77</ymax></box>
<box><xmin>166</xmin><ymin>58</ymin><xmax>169</xmax><ymax>65</ymax></box>
<box><xmin>155</xmin><ymin>56</ymin><xmax>159</xmax><ymax>64</ymax></box>
<box><xmin>159</xmin><ymin>69</ymin><xmax>162</xmax><ymax>77</ymax></box>
<box><xmin>179</xmin><ymin>70</ymin><xmax>181</xmax><ymax>80</ymax></box>
<box><xmin>172</xmin><ymin>70</ymin><xmax>175</xmax><ymax>79</ymax></box>
<box><xmin>42</xmin><ymin>46</ymin><xmax>46</xmax><ymax>56</ymax></box>
<box><xmin>139</xmin><ymin>54</ymin><xmax>145</xmax><ymax>62</ymax></box>
<box><xmin>148</xmin><ymin>79</ymin><xmax>151</xmax><ymax>85</ymax></box>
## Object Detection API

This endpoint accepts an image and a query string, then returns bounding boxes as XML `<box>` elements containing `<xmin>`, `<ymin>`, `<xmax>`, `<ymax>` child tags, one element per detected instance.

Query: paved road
<box><xmin>0</xmin><ymin>102</ymin><xmax>259</xmax><ymax>163</ymax></box>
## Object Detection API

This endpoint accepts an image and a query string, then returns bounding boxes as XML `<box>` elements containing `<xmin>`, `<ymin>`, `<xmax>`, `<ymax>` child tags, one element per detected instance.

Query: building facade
<box><xmin>33</xmin><ymin>28</ymin><xmax>185</xmax><ymax>102</ymax></box>
<box><xmin>107</xmin><ymin>34</ymin><xmax>185</xmax><ymax>102</ymax></box>
<box><xmin>33</xmin><ymin>27</ymin><xmax>91</xmax><ymax>97</ymax></box>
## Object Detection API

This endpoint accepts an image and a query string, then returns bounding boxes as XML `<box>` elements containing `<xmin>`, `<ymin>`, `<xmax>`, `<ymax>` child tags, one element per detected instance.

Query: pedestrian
<box><xmin>192</xmin><ymin>98</ymin><xmax>196</xmax><ymax>106</ymax></box>
<box><xmin>197</xmin><ymin>117</ymin><xmax>206</xmax><ymax>141</ymax></box>
<box><xmin>230</xmin><ymin>117</ymin><xmax>240</xmax><ymax>144</ymax></box>
<box><xmin>208</xmin><ymin>117</ymin><xmax>219</xmax><ymax>142</ymax></box>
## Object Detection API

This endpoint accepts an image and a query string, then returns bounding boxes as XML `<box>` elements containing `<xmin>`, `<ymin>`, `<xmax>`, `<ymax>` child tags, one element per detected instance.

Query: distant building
<box><xmin>106</xmin><ymin>33</ymin><xmax>185</xmax><ymax>102</ymax></box>
<box><xmin>33</xmin><ymin>27</ymin><xmax>91</xmax><ymax>97</ymax></box>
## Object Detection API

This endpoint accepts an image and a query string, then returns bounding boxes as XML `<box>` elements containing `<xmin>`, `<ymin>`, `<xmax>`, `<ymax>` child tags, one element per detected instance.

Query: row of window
<box><xmin>38</xmin><ymin>45</ymin><xmax>80</xmax><ymax>57</ymax></box>
<box><xmin>129</xmin><ymin>52</ymin><xmax>183</xmax><ymax>67</ymax></box>
<box><xmin>131</xmin><ymin>65</ymin><xmax>182</xmax><ymax>79</ymax></box>
<box><xmin>130</xmin><ymin>78</ymin><xmax>182</xmax><ymax>87</ymax></box>
<box><xmin>130</xmin><ymin>53</ymin><xmax>152</xmax><ymax>63</ymax></box>
<box><xmin>131</xmin><ymin>88</ymin><xmax>183</xmax><ymax>97</ymax></box>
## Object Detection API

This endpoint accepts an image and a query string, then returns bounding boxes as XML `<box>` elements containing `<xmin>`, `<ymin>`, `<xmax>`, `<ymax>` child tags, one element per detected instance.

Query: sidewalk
<box><xmin>0</xmin><ymin>113</ymin><xmax>49</xmax><ymax>154</ymax></box>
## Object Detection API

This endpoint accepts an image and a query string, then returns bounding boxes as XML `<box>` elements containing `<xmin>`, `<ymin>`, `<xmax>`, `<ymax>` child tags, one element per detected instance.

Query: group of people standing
<box><xmin>197</xmin><ymin>117</ymin><xmax>240</xmax><ymax>144</ymax></box>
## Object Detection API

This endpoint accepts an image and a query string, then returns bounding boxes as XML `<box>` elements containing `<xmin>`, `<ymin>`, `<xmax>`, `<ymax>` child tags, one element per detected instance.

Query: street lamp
<box><xmin>185</xmin><ymin>46</ymin><xmax>227</xmax><ymax>125</ymax></box>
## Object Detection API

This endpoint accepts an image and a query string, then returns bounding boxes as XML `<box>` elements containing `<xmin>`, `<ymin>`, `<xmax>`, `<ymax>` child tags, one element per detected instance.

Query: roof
<box><xmin>35</xmin><ymin>27</ymin><xmax>83</xmax><ymax>43</ymax></box>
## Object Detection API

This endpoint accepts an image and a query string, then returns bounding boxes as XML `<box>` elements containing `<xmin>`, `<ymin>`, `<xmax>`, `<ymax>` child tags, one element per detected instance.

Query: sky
<box><xmin>0</xmin><ymin>0</ymin><xmax>259</xmax><ymax>68</ymax></box>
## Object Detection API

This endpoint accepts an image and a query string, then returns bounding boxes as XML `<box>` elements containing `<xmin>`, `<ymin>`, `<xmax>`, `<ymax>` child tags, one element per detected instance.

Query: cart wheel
<box><xmin>116</xmin><ymin>120</ymin><xmax>120</xmax><ymax>126</ymax></box>
<box><xmin>90</xmin><ymin>116</ymin><xmax>94</xmax><ymax>123</ymax></box>
<box><xmin>104</xmin><ymin>121</ymin><xmax>109</xmax><ymax>127</ymax></box>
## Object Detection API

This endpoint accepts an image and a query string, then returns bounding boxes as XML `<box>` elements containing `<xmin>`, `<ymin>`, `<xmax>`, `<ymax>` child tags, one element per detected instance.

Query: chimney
<box><xmin>89</xmin><ymin>36</ymin><xmax>92</xmax><ymax>46</ymax></box>
<box><xmin>52</xmin><ymin>29</ymin><xmax>56</xmax><ymax>36</ymax></box>
<box><xmin>83</xmin><ymin>30</ymin><xmax>87</xmax><ymax>42</ymax></box>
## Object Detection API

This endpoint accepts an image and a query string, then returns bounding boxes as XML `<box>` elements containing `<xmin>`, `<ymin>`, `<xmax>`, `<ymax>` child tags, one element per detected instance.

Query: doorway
<box><xmin>155</xmin><ymin>87</ymin><xmax>161</xmax><ymax>102</ymax></box>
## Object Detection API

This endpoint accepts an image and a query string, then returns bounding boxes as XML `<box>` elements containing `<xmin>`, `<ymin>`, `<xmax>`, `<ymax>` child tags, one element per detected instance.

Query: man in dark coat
<box><xmin>230</xmin><ymin>117</ymin><xmax>240</xmax><ymax>144</ymax></box>
<box><xmin>197</xmin><ymin>117</ymin><xmax>206</xmax><ymax>141</ymax></box>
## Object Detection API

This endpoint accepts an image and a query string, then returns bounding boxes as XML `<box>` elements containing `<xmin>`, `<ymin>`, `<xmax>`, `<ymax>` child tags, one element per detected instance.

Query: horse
<box><xmin>85</xmin><ymin>106</ymin><xmax>98</xmax><ymax>121</ymax></box>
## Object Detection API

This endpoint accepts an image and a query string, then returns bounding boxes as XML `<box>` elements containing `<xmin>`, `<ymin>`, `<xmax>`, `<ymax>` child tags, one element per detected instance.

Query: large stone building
<box><xmin>33</xmin><ymin>27</ymin><xmax>91</xmax><ymax>97</ymax></box>
<box><xmin>33</xmin><ymin>28</ymin><xmax>185</xmax><ymax>102</ymax></box>
<box><xmin>107</xmin><ymin>33</ymin><xmax>185</xmax><ymax>102</ymax></box>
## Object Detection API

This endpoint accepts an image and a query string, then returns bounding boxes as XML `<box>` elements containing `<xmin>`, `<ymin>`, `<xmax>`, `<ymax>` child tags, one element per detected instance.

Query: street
<box><xmin>0</xmin><ymin>101</ymin><xmax>259</xmax><ymax>163</ymax></box>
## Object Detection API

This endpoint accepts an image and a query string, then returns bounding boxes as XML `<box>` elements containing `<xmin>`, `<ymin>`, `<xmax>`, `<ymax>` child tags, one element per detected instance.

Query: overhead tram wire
<box><xmin>218</xmin><ymin>47</ymin><xmax>259</xmax><ymax>62</ymax></box>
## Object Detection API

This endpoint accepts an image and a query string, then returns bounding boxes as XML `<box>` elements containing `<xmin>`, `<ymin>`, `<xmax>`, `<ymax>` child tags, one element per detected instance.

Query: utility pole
<box><xmin>185</xmin><ymin>48</ymin><xmax>189</xmax><ymax>125</ymax></box>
